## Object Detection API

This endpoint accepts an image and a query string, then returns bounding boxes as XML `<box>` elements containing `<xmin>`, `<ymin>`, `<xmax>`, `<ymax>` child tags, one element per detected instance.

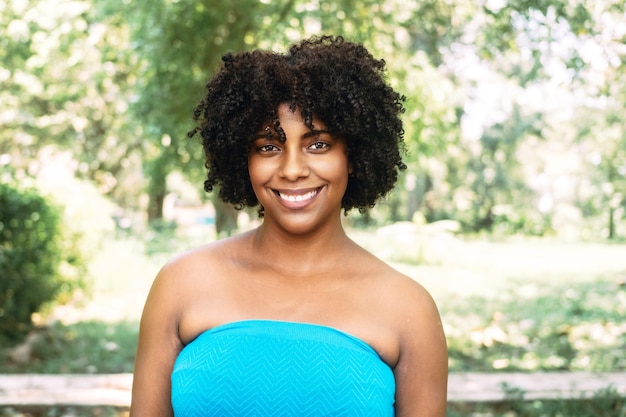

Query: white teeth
<box><xmin>279</xmin><ymin>189</ymin><xmax>318</xmax><ymax>202</ymax></box>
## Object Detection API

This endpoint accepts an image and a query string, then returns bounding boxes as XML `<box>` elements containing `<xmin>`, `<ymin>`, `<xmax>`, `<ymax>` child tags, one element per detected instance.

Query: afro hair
<box><xmin>189</xmin><ymin>35</ymin><xmax>406</xmax><ymax>213</ymax></box>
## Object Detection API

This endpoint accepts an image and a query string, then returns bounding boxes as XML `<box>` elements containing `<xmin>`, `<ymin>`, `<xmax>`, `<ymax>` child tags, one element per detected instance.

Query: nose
<box><xmin>279</xmin><ymin>147</ymin><xmax>310</xmax><ymax>181</ymax></box>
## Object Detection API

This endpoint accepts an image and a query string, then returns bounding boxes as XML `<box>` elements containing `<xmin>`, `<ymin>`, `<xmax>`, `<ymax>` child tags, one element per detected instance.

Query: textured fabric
<box><xmin>171</xmin><ymin>320</ymin><xmax>395</xmax><ymax>416</ymax></box>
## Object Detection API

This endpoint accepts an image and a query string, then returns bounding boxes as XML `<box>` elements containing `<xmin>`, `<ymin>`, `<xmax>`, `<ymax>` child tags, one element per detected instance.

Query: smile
<box><xmin>276</xmin><ymin>188</ymin><xmax>321</xmax><ymax>203</ymax></box>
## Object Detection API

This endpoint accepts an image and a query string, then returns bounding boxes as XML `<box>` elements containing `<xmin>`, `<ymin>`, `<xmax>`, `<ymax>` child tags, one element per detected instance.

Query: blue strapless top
<box><xmin>171</xmin><ymin>320</ymin><xmax>395</xmax><ymax>416</ymax></box>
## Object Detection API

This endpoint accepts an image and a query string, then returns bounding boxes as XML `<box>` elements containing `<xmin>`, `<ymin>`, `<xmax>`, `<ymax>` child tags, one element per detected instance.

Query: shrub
<box><xmin>0</xmin><ymin>183</ymin><xmax>84</xmax><ymax>344</ymax></box>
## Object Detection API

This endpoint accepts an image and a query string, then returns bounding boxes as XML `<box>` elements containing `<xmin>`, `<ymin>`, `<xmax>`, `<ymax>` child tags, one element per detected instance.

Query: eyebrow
<box><xmin>302</xmin><ymin>129</ymin><xmax>332</xmax><ymax>139</ymax></box>
<box><xmin>251</xmin><ymin>130</ymin><xmax>276</xmax><ymax>140</ymax></box>
<box><xmin>252</xmin><ymin>129</ymin><xmax>333</xmax><ymax>141</ymax></box>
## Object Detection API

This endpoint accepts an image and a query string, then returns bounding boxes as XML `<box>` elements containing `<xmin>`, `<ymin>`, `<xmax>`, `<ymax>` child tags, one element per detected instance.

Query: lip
<box><xmin>272</xmin><ymin>186</ymin><xmax>324</xmax><ymax>209</ymax></box>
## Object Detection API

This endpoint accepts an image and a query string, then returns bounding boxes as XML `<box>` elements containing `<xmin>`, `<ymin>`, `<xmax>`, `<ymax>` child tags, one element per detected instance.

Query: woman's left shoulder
<box><xmin>365</xmin><ymin>258</ymin><xmax>437</xmax><ymax>311</ymax></box>
<box><xmin>346</xmin><ymin>243</ymin><xmax>443</xmax><ymax>334</ymax></box>
<box><xmin>365</xmin><ymin>259</ymin><xmax>444</xmax><ymax>343</ymax></box>
<box><xmin>373</xmin><ymin>263</ymin><xmax>448</xmax><ymax>416</ymax></box>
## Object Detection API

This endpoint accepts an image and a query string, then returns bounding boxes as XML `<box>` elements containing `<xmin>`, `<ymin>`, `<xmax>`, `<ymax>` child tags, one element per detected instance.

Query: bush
<box><xmin>0</xmin><ymin>183</ymin><xmax>84</xmax><ymax>344</ymax></box>
<box><xmin>0</xmin><ymin>320</ymin><xmax>139</xmax><ymax>374</ymax></box>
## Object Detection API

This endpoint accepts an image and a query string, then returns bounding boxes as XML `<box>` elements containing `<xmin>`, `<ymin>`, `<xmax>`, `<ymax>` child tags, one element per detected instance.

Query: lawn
<box><xmin>354</xmin><ymin>225</ymin><xmax>626</xmax><ymax>373</ymax></box>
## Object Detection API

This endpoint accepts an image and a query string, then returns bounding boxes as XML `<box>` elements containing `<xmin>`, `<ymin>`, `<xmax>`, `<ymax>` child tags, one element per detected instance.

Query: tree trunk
<box><xmin>608</xmin><ymin>206</ymin><xmax>615</xmax><ymax>240</ymax></box>
<box><xmin>146</xmin><ymin>154</ymin><xmax>169</xmax><ymax>224</ymax></box>
<box><xmin>214</xmin><ymin>199</ymin><xmax>239</xmax><ymax>238</ymax></box>
<box><xmin>147</xmin><ymin>187</ymin><xmax>166</xmax><ymax>223</ymax></box>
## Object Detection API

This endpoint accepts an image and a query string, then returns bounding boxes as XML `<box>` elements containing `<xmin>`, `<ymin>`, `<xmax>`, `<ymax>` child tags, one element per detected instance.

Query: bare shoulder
<box><xmin>154</xmin><ymin>231</ymin><xmax>248</xmax><ymax>288</ymax></box>
<box><xmin>131</xmin><ymin>236</ymin><xmax>246</xmax><ymax>417</ymax></box>
<box><xmin>140</xmin><ymin>231</ymin><xmax>251</xmax><ymax>328</ymax></box>
<box><xmin>355</xmin><ymin>246</ymin><xmax>439</xmax><ymax>319</ymax></box>
<box><xmin>363</xmin><ymin>258</ymin><xmax>448</xmax><ymax>416</ymax></box>
<box><xmin>348</xmin><ymin>245</ymin><xmax>444</xmax><ymax>346</ymax></box>
<box><xmin>384</xmin><ymin>266</ymin><xmax>440</xmax><ymax>324</ymax></box>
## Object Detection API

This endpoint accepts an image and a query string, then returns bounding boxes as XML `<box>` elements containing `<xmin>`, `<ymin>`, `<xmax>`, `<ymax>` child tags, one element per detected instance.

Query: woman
<box><xmin>130</xmin><ymin>35</ymin><xmax>447</xmax><ymax>417</ymax></box>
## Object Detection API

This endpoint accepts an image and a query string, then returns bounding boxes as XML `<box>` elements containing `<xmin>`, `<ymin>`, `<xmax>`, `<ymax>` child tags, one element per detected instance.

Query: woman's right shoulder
<box><xmin>153</xmin><ymin>232</ymin><xmax>248</xmax><ymax>290</ymax></box>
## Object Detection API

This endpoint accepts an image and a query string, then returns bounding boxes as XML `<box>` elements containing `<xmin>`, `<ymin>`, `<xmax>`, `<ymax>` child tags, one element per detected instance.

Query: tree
<box><xmin>7</xmin><ymin>0</ymin><xmax>624</xmax><ymax>238</ymax></box>
<box><xmin>570</xmin><ymin>2</ymin><xmax>626</xmax><ymax>239</ymax></box>
<box><xmin>105</xmin><ymin>0</ymin><xmax>468</xmax><ymax>229</ymax></box>
<box><xmin>0</xmin><ymin>0</ymin><xmax>140</xmax><ymax>206</ymax></box>
<box><xmin>428</xmin><ymin>0</ymin><xmax>626</xmax><ymax>236</ymax></box>
<box><xmin>111</xmin><ymin>0</ymin><xmax>292</xmax><ymax>228</ymax></box>
<box><xmin>573</xmin><ymin>63</ymin><xmax>626</xmax><ymax>239</ymax></box>
<box><xmin>464</xmin><ymin>106</ymin><xmax>545</xmax><ymax>233</ymax></box>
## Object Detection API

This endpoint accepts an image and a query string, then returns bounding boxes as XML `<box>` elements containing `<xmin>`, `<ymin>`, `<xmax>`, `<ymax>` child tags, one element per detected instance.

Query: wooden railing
<box><xmin>1</xmin><ymin>372</ymin><xmax>625</xmax><ymax>409</ymax></box>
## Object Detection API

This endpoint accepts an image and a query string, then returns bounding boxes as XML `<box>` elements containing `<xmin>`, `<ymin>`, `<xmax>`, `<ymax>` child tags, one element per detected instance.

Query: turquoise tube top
<box><xmin>171</xmin><ymin>320</ymin><xmax>395</xmax><ymax>416</ymax></box>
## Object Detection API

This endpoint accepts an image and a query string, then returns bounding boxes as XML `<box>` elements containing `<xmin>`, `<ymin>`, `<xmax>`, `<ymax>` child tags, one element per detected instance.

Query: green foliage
<box><xmin>503</xmin><ymin>387</ymin><xmax>626</xmax><ymax>417</ymax></box>
<box><xmin>445</xmin><ymin>279</ymin><xmax>626</xmax><ymax>373</ymax></box>
<box><xmin>0</xmin><ymin>407</ymin><xmax>121</xmax><ymax>417</ymax></box>
<box><xmin>435</xmin><ymin>0</ymin><xmax>626</xmax><ymax>237</ymax></box>
<box><xmin>571</xmin><ymin>61</ymin><xmax>626</xmax><ymax>239</ymax></box>
<box><xmin>106</xmin><ymin>0</ymin><xmax>277</xmax><ymax>221</ymax></box>
<box><xmin>447</xmin><ymin>387</ymin><xmax>626</xmax><ymax>417</ymax></box>
<box><xmin>477</xmin><ymin>0</ymin><xmax>594</xmax><ymax>78</ymax></box>
<box><xmin>3</xmin><ymin>0</ymin><xmax>626</xmax><ymax>239</ymax></box>
<box><xmin>0</xmin><ymin>0</ymin><xmax>142</xmax><ymax>207</ymax></box>
<box><xmin>431</xmin><ymin>104</ymin><xmax>551</xmax><ymax>235</ymax></box>
<box><xmin>0</xmin><ymin>321</ymin><xmax>138</xmax><ymax>374</ymax></box>
<box><xmin>0</xmin><ymin>183</ymin><xmax>81</xmax><ymax>343</ymax></box>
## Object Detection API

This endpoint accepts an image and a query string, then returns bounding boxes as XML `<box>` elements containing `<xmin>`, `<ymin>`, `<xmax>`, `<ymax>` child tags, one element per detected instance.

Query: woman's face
<box><xmin>248</xmin><ymin>103</ymin><xmax>351</xmax><ymax>235</ymax></box>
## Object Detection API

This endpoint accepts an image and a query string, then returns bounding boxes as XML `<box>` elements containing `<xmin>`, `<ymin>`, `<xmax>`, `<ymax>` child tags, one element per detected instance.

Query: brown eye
<box><xmin>258</xmin><ymin>144</ymin><xmax>280</xmax><ymax>153</ymax></box>
<box><xmin>308</xmin><ymin>142</ymin><xmax>329</xmax><ymax>151</ymax></box>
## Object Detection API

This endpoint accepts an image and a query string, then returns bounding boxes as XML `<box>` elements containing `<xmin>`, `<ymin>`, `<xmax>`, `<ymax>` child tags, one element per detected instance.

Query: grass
<box><xmin>447</xmin><ymin>386</ymin><xmax>626</xmax><ymax>417</ymax></box>
<box><xmin>0</xmin><ymin>320</ymin><xmax>137</xmax><ymax>374</ymax></box>
<box><xmin>0</xmin><ymin>407</ymin><xmax>122</xmax><ymax>417</ymax></box>
<box><xmin>1</xmin><ymin>224</ymin><xmax>626</xmax><ymax>416</ymax></box>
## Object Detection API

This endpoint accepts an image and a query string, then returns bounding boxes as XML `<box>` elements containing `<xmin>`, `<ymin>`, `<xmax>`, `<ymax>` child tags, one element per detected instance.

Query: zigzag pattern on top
<box><xmin>171</xmin><ymin>320</ymin><xmax>395</xmax><ymax>417</ymax></box>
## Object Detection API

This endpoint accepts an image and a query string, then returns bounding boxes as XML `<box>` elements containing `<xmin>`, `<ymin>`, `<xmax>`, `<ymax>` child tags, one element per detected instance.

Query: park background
<box><xmin>1</xmin><ymin>0</ymin><xmax>625</xmax><ymax>415</ymax></box>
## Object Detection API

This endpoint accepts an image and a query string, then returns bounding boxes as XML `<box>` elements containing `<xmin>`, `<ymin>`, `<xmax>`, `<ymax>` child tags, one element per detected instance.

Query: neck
<box><xmin>249</xmin><ymin>220</ymin><xmax>352</xmax><ymax>277</ymax></box>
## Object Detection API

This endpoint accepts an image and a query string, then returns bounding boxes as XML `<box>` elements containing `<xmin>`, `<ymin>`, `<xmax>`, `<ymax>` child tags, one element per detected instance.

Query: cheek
<box><xmin>331</xmin><ymin>156</ymin><xmax>351</xmax><ymax>177</ymax></box>
<box><xmin>247</xmin><ymin>158</ymin><xmax>274</xmax><ymax>187</ymax></box>
<box><xmin>319</xmin><ymin>158</ymin><xmax>350</xmax><ymax>189</ymax></box>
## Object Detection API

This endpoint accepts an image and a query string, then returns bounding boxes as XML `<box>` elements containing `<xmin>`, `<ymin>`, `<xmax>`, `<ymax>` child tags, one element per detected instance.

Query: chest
<box><xmin>171</xmin><ymin>320</ymin><xmax>396</xmax><ymax>416</ymax></box>
<box><xmin>177</xmin><ymin>267</ymin><xmax>401</xmax><ymax>368</ymax></box>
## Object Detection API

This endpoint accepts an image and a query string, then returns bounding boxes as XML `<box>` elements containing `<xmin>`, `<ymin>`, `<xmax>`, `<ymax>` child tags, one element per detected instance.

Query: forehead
<box><xmin>264</xmin><ymin>103</ymin><xmax>328</xmax><ymax>130</ymax></box>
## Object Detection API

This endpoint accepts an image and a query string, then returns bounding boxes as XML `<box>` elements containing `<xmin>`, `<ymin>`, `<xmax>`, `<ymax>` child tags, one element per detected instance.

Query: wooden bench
<box><xmin>0</xmin><ymin>374</ymin><xmax>132</xmax><ymax>408</ymax></box>
<box><xmin>447</xmin><ymin>371</ymin><xmax>626</xmax><ymax>402</ymax></box>
<box><xmin>1</xmin><ymin>372</ymin><xmax>624</xmax><ymax>409</ymax></box>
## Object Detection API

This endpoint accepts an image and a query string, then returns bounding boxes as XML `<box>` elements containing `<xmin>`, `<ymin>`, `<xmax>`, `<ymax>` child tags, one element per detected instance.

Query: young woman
<box><xmin>130</xmin><ymin>35</ymin><xmax>447</xmax><ymax>417</ymax></box>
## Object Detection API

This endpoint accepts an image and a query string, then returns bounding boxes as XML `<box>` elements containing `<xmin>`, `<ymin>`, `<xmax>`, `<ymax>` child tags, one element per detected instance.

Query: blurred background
<box><xmin>1</xmin><ymin>0</ymin><xmax>625</xmax><ymax>416</ymax></box>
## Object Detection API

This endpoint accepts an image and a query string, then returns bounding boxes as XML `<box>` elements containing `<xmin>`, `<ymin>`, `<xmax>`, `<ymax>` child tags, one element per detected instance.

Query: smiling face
<box><xmin>248</xmin><ymin>103</ymin><xmax>351</xmax><ymax>236</ymax></box>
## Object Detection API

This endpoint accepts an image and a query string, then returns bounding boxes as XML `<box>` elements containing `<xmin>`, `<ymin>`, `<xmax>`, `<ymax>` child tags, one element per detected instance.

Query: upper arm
<box><xmin>130</xmin><ymin>263</ymin><xmax>184</xmax><ymax>417</ymax></box>
<box><xmin>393</xmin><ymin>284</ymin><xmax>448</xmax><ymax>417</ymax></box>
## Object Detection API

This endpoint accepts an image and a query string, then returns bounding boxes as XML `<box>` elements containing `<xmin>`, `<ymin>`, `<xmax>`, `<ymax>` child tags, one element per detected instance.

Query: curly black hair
<box><xmin>188</xmin><ymin>35</ymin><xmax>406</xmax><ymax>213</ymax></box>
